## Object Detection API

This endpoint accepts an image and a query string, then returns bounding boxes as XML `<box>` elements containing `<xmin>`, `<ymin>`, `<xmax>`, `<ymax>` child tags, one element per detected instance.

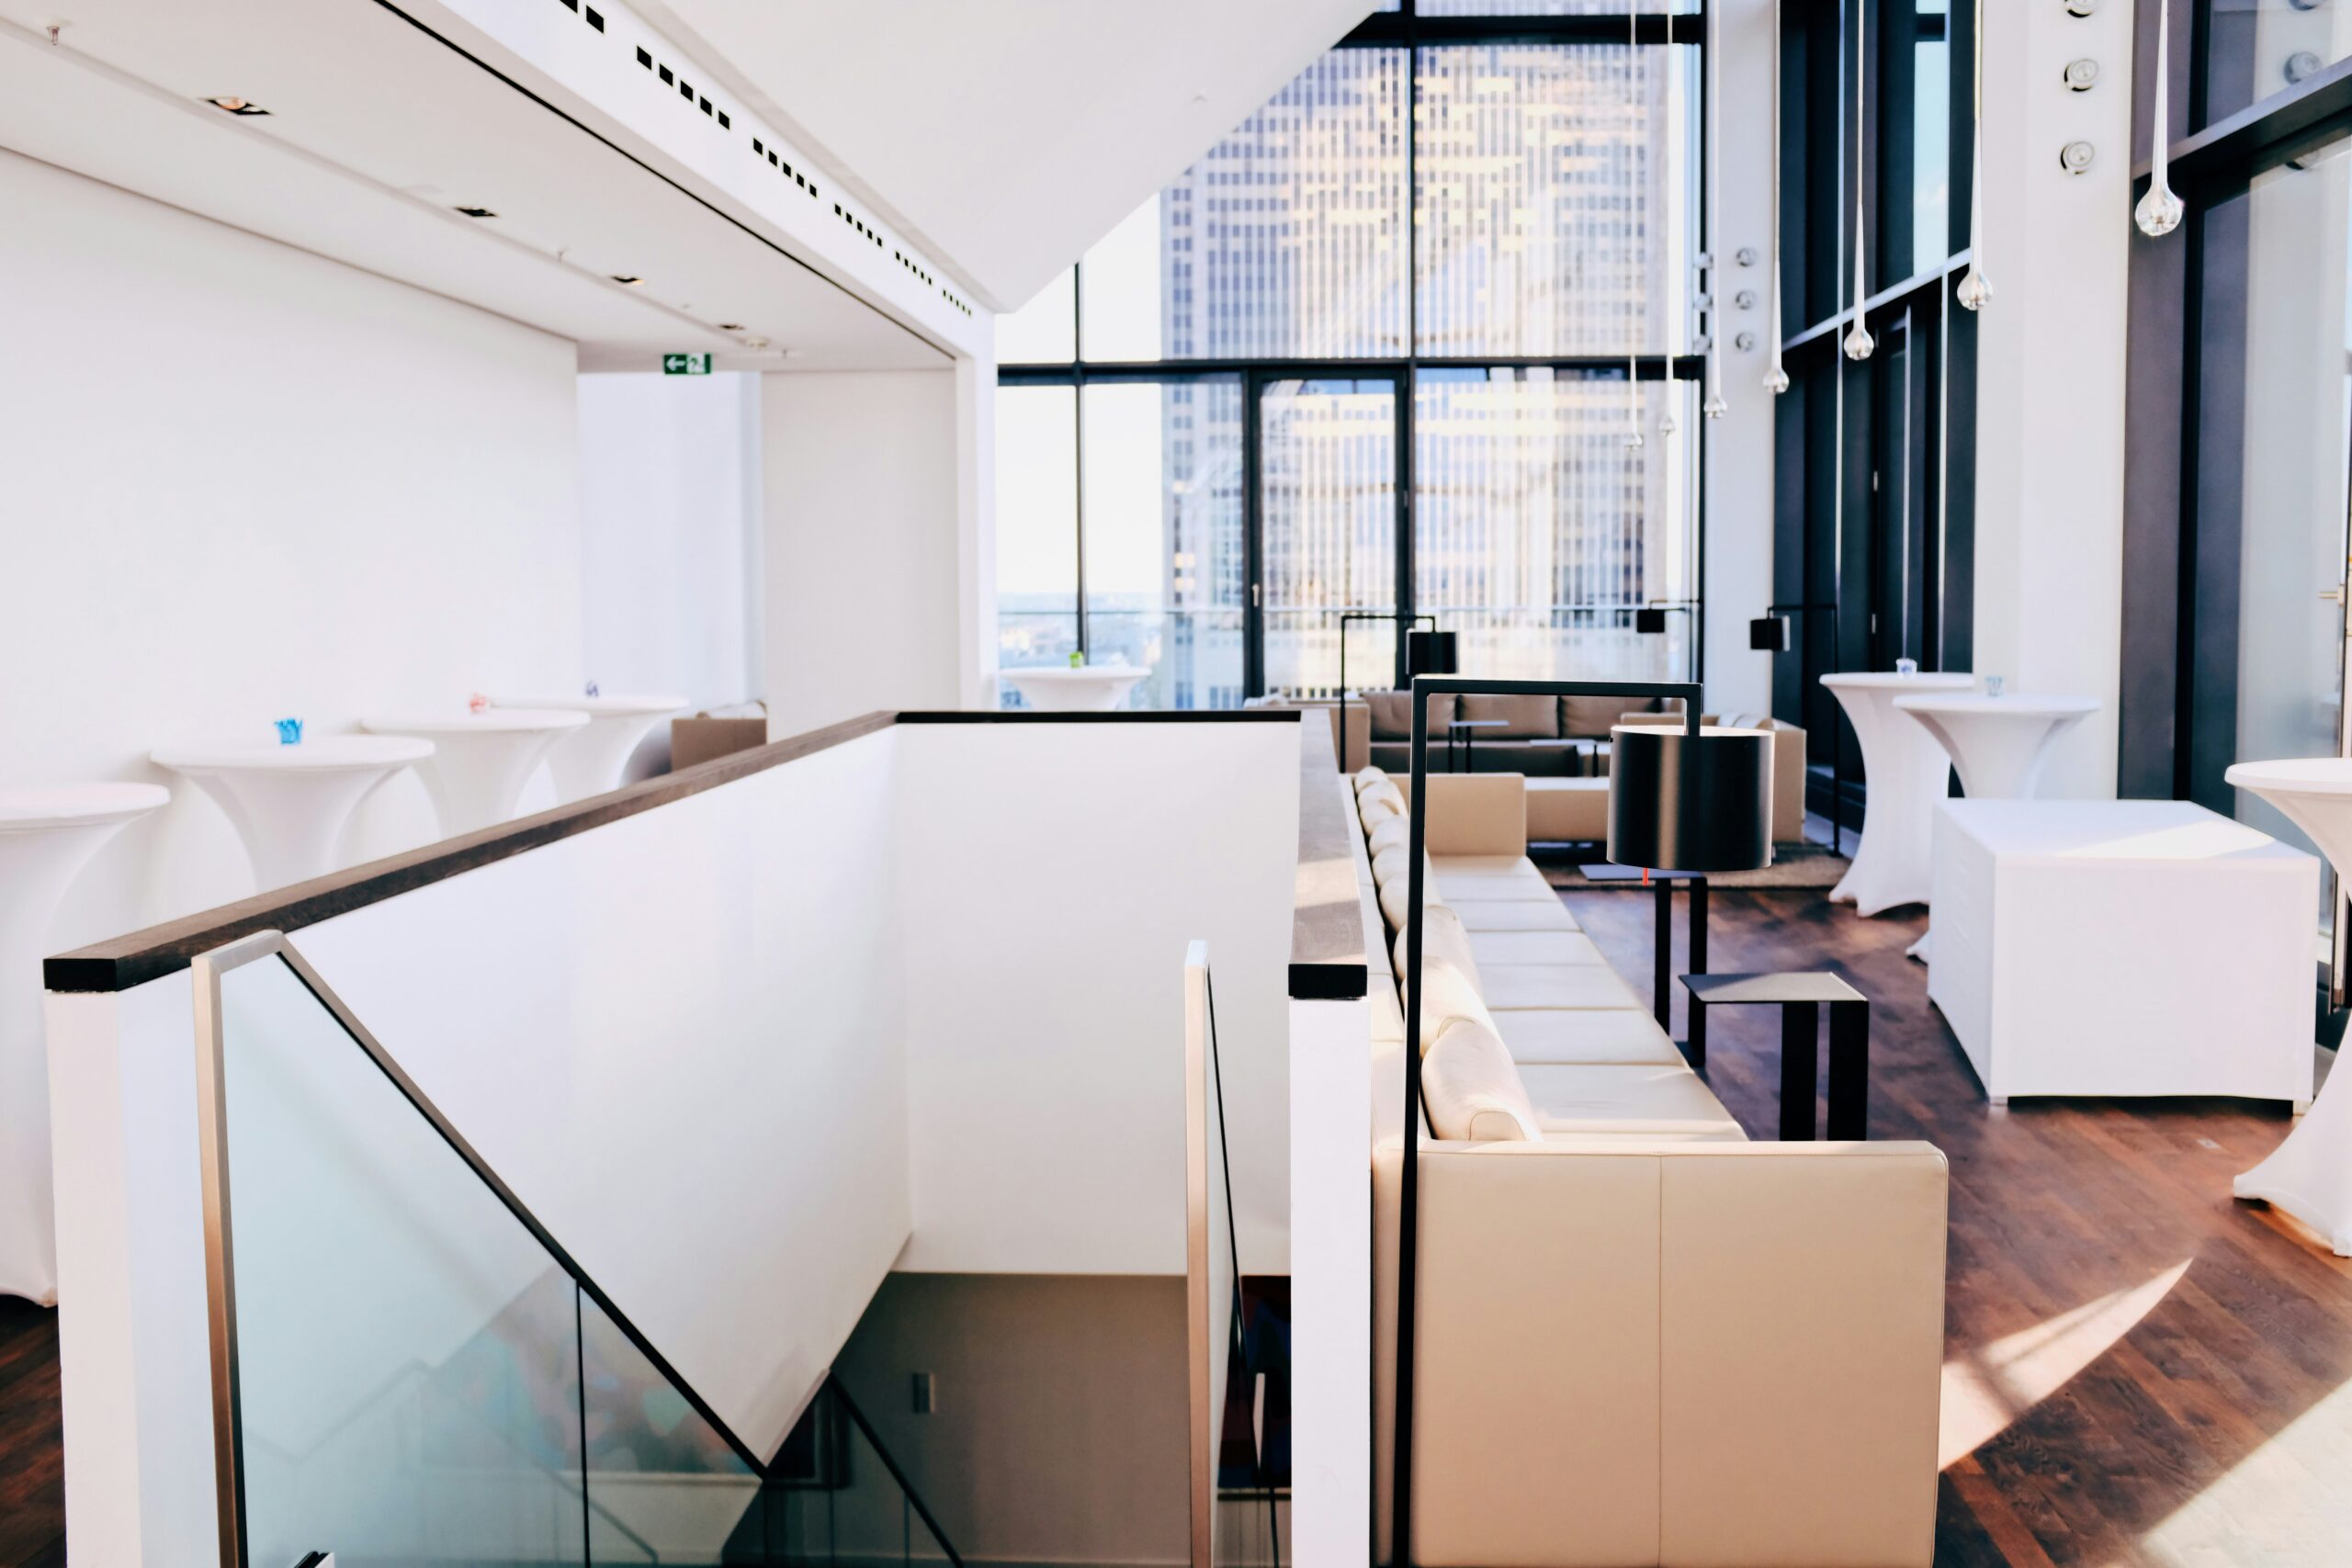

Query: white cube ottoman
<box><xmin>1928</xmin><ymin>799</ymin><xmax>2318</xmax><ymax>1105</ymax></box>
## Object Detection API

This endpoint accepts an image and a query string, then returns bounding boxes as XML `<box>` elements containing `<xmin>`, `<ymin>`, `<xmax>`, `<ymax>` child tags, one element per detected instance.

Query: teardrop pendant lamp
<box><xmin>1842</xmin><ymin>0</ymin><xmax>1875</xmax><ymax>361</ymax></box>
<box><xmin>1956</xmin><ymin>0</ymin><xmax>1992</xmax><ymax>310</ymax></box>
<box><xmin>2135</xmin><ymin>0</ymin><xmax>2184</xmax><ymax>238</ymax></box>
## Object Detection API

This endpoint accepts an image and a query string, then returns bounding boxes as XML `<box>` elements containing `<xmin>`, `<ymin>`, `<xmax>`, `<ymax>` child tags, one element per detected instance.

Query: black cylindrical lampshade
<box><xmin>1606</xmin><ymin>725</ymin><xmax>1775</xmax><ymax>873</ymax></box>
<box><xmin>1749</xmin><ymin>615</ymin><xmax>1791</xmax><ymax>652</ymax></box>
<box><xmin>1634</xmin><ymin>607</ymin><xmax>1668</xmax><ymax>635</ymax></box>
<box><xmin>1406</xmin><ymin>629</ymin><xmax>1458</xmax><ymax>676</ymax></box>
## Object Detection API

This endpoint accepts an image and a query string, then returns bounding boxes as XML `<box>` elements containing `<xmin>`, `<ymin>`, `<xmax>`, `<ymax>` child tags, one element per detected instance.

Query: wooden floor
<box><xmin>4</xmin><ymin>890</ymin><xmax>2350</xmax><ymax>1565</ymax></box>
<box><xmin>1563</xmin><ymin>882</ymin><xmax>2352</xmax><ymax>1568</ymax></box>
<box><xmin>0</xmin><ymin>1295</ymin><xmax>62</xmax><ymax>1568</ymax></box>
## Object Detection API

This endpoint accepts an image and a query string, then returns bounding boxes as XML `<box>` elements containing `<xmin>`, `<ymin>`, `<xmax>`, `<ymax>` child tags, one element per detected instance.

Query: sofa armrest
<box><xmin>1394</xmin><ymin>773</ymin><xmax>1528</xmax><ymax>857</ymax></box>
<box><xmin>1374</xmin><ymin>1140</ymin><xmax>1947</xmax><ymax>1568</ymax></box>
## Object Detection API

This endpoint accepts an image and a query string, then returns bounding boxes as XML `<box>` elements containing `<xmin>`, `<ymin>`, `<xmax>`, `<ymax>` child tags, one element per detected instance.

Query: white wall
<box><xmin>893</xmin><ymin>720</ymin><xmax>1300</xmax><ymax>1276</ymax></box>
<box><xmin>1702</xmin><ymin>0</ymin><xmax>1781</xmax><ymax>722</ymax></box>
<box><xmin>578</xmin><ymin>370</ymin><xmax>765</xmax><ymax>777</ymax></box>
<box><xmin>0</xmin><ymin>147</ymin><xmax>585</xmax><ymax>942</ymax></box>
<box><xmin>1972</xmin><ymin>1</ymin><xmax>2133</xmax><ymax>797</ymax></box>
<box><xmin>762</xmin><ymin>370</ymin><xmax>966</xmax><ymax>734</ymax></box>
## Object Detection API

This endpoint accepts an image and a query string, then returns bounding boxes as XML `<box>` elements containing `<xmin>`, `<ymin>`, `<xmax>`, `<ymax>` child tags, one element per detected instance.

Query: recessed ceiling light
<box><xmin>454</xmin><ymin>206</ymin><xmax>496</xmax><ymax>219</ymax></box>
<box><xmin>207</xmin><ymin>96</ymin><xmax>269</xmax><ymax>117</ymax></box>
<box><xmin>611</xmin><ymin>275</ymin><xmax>642</xmax><ymax>286</ymax></box>
<box><xmin>718</xmin><ymin>322</ymin><xmax>745</xmax><ymax>331</ymax></box>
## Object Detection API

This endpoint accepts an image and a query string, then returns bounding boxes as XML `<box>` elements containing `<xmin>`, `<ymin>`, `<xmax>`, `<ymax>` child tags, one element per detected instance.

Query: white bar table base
<box><xmin>1818</xmin><ymin>672</ymin><xmax>1973</xmax><ymax>915</ymax></box>
<box><xmin>363</xmin><ymin>710</ymin><xmax>588</xmax><ymax>837</ymax></box>
<box><xmin>0</xmin><ymin>784</ymin><xmax>169</xmax><ymax>1302</ymax></box>
<box><xmin>492</xmin><ymin>694</ymin><xmax>686</xmax><ymax>803</ymax></box>
<box><xmin>2223</xmin><ymin>759</ymin><xmax>2352</xmax><ymax>1254</ymax></box>
<box><xmin>1894</xmin><ymin>693</ymin><xmax>2099</xmax><ymax>961</ymax></box>
<box><xmin>999</xmin><ymin>667</ymin><xmax>1150</xmax><ymax>713</ymax></box>
<box><xmin>153</xmin><ymin>736</ymin><xmax>433</xmax><ymax>889</ymax></box>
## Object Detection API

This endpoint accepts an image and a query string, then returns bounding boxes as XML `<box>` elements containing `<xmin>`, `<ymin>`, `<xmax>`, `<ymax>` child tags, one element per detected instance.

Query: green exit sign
<box><xmin>662</xmin><ymin>353</ymin><xmax>713</xmax><ymax>376</ymax></box>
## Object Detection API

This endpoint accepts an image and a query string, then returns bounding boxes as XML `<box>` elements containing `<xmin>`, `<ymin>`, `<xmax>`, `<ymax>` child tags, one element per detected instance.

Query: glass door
<box><xmin>1252</xmin><ymin>375</ymin><xmax>1404</xmax><ymax>696</ymax></box>
<box><xmin>2193</xmin><ymin>154</ymin><xmax>2352</xmax><ymax>966</ymax></box>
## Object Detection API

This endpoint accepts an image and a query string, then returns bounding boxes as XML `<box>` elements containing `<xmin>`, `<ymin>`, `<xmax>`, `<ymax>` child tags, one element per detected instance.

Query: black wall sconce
<box><xmin>1750</xmin><ymin>614</ymin><xmax>1791</xmax><ymax>652</ymax></box>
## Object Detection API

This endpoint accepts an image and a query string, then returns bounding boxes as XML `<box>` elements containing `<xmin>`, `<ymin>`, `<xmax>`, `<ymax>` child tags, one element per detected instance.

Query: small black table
<box><xmin>1578</xmin><ymin>864</ymin><xmax>1706</xmax><ymax>1032</ymax></box>
<box><xmin>1445</xmin><ymin>717</ymin><xmax>1508</xmax><ymax>774</ymax></box>
<box><xmin>1678</xmin><ymin>972</ymin><xmax>1871</xmax><ymax>1141</ymax></box>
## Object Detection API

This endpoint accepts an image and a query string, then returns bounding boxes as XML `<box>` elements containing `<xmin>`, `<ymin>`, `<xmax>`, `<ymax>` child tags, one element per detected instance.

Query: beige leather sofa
<box><xmin>1351</xmin><ymin>768</ymin><xmax>1946</xmax><ymax>1568</ymax></box>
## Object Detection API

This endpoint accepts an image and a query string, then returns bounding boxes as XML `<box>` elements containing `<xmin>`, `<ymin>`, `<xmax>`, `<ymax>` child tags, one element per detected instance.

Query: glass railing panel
<box><xmin>578</xmin><ymin>1286</ymin><xmax>761</xmax><ymax>1564</ymax></box>
<box><xmin>210</xmin><ymin>952</ymin><xmax>587</xmax><ymax>1568</ymax></box>
<box><xmin>752</xmin><ymin>1383</ymin><xmax>959</xmax><ymax>1567</ymax></box>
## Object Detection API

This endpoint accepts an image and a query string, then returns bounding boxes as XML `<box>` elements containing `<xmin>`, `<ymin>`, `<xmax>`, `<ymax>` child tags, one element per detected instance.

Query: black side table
<box><xmin>1578</xmin><ymin>864</ymin><xmax>1706</xmax><ymax>1032</ymax></box>
<box><xmin>1445</xmin><ymin>717</ymin><xmax>1507</xmax><ymax>773</ymax></box>
<box><xmin>1679</xmin><ymin>972</ymin><xmax>1871</xmax><ymax>1141</ymax></box>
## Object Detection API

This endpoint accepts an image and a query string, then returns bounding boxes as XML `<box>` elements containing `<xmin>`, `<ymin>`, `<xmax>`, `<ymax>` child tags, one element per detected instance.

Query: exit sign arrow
<box><xmin>662</xmin><ymin>353</ymin><xmax>713</xmax><ymax>375</ymax></box>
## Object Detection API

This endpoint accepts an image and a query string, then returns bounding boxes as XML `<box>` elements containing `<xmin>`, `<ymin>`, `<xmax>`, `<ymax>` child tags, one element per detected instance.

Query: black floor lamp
<box><xmin>1336</xmin><ymin>614</ymin><xmax>1453</xmax><ymax>776</ymax></box>
<box><xmin>1389</xmin><ymin>676</ymin><xmax>1772</xmax><ymax>1567</ymax></box>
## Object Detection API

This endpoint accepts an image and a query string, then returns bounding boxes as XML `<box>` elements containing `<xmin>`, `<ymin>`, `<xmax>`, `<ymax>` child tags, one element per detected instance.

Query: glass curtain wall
<box><xmin>1770</xmin><ymin>0</ymin><xmax>1975</xmax><ymax>831</ymax></box>
<box><xmin>2124</xmin><ymin>0</ymin><xmax>2352</xmax><ymax>980</ymax></box>
<box><xmin>995</xmin><ymin>1</ymin><xmax>1704</xmax><ymax>708</ymax></box>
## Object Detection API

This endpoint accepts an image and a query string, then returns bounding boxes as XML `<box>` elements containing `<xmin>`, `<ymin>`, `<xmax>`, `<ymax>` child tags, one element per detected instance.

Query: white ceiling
<box><xmin>639</xmin><ymin>0</ymin><xmax>1378</xmax><ymax>312</ymax></box>
<box><xmin>0</xmin><ymin>1</ymin><xmax>948</xmax><ymax>372</ymax></box>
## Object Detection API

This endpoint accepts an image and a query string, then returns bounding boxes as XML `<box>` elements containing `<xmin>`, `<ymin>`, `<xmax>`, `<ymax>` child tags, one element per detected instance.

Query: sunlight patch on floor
<box><xmin>2136</xmin><ymin>1361</ymin><xmax>2352</xmax><ymax>1565</ymax></box>
<box><xmin>1939</xmin><ymin>1260</ymin><xmax>2191</xmax><ymax>1470</ymax></box>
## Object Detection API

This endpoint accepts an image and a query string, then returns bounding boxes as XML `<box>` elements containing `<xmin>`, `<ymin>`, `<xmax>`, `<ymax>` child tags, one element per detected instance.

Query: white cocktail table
<box><xmin>999</xmin><ymin>666</ymin><xmax>1150</xmax><ymax>713</ymax></box>
<box><xmin>1894</xmin><ymin>691</ymin><xmax>2099</xmax><ymax>959</ymax></box>
<box><xmin>491</xmin><ymin>694</ymin><xmax>686</xmax><ymax>803</ymax></box>
<box><xmin>2223</xmin><ymin>758</ymin><xmax>2352</xmax><ymax>1253</ymax></box>
<box><xmin>153</xmin><ymin>736</ymin><xmax>434</xmax><ymax>889</ymax></box>
<box><xmin>1892</xmin><ymin>693</ymin><xmax>2099</xmax><ymax>800</ymax></box>
<box><xmin>1</xmin><ymin>783</ymin><xmax>170</xmax><ymax>1302</ymax></box>
<box><xmin>1927</xmin><ymin>799</ymin><xmax>2316</xmax><ymax>1110</ymax></box>
<box><xmin>1819</xmin><ymin>671</ymin><xmax>1973</xmax><ymax>915</ymax></box>
<box><xmin>362</xmin><ymin>710</ymin><xmax>588</xmax><ymax>837</ymax></box>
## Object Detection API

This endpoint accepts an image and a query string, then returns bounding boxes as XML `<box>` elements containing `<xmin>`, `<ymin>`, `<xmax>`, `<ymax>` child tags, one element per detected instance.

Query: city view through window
<box><xmin>997</xmin><ymin>6</ymin><xmax>1702</xmax><ymax>709</ymax></box>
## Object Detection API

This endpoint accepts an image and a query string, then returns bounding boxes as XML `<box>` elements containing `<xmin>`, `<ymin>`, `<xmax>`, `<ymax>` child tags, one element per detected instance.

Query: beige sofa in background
<box><xmin>1351</xmin><ymin>768</ymin><xmax>1946</xmax><ymax>1568</ymax></box>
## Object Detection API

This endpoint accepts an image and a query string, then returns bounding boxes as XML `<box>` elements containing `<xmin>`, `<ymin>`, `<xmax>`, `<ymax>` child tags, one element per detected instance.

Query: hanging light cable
<box><xmin>1765</xmin><ymin>0</ymin><xmax>1789</xmax><ymax>393</ymax></box>
<box><xmin>1660</xmin><ymin>0</ymin><xmax>1681</xmax><ymax>436</ymax></box>
<box><xmin>2135</xmin><ymin>0</ymin><xmax>2184</xmax><ymax>237</ymax></box>
<box><xmin>1702</xmin><ymin>0</ymin><xmax>1729</xmax><ymax>419</ymax></box>
<box><xmin>1956</xmin><ymin>0</ymin><xmax>1993</xmax><ymax>309</ymax></box>
<box><xmin>1627</xmin><ymin>0</ymin><xmax>1646</xmax><ymax>448</ymax></box>
<box><xmin>1842</xmin><ymin>0</ymin><xmax>1875</xmax><ymax>360</ymax></box>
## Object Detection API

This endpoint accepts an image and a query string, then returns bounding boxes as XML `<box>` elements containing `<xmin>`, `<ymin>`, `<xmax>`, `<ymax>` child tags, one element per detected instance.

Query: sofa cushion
<box><xmin>1366</xmin><ymin>813</ymin><xmax>1412</xmax><ymax>858</ymax></box>
<box><xmin>1354</xmin><ymin>766</ymin><xmax>1391</xmax><ymax>795</ymax></box>
<box><xmin>1518</xmin><ymin>1064</ymin><xmax>1747</xmax><ymax>1140</ymax></box>
<box><xmin>1398</xmin><ymin>952</ymin><xmax>1490</xmax><ymax>1044</ymax></box>
<box><xmin>1420</xmin><ymin>1018</ymin><xmax>1541</xmax><ymax>1141</ymax></box>
<box><xmin>1359</xmin><ymin>790</ymin><xmax>1404</xmax><ymax>828</ymax></box>
<box><xmin>1526</xmin><ymin>777</ymin><xmax>1611</xmax><ymax>842</ymax></box>
<box><xmin>1366</xmin><ymin>690</ymin><xmax>1455</xmax><ymax>740</ymax></box>
<box><xmin>1497</xmin><ymin>1007</ymin><xmax>1679</xmax><ymax>1065</ymax></box>
<box><xmin>1561</xmin><ymin>694</ymin><xmax>1630</xmax><ymax>738</ymax></box>
<box><xmin>1376</xmin><ymin>875</ymin><xmax>1446</xmax><ymax>932</ymax></box>
<box><xmin>1394</xmin><ymin>906</ymin><xmax>1483</xmax><ymax>992</ymax></box>
<box><xmin>1466</xmin><ymin>930</ymin><xmax>1607</xmax><ymax>968</ymax></box>
<box><xmin>1432</xmin><ymin>857</ymin><xmax>1559</xmax><ymax>905</ymax></box>
<box><xmin>1449</xmin><ymin>897</ymin><xmax>1581</xmax><ymax>933</ymax></box>
<box><xmin>1459</xmin><ymin>694</ymin><xmax>1560</xmax><ymax>739</ymax></box>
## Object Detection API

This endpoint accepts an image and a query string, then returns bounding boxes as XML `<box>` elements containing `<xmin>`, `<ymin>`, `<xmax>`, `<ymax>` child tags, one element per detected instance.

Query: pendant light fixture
<box><xmin>1765</xmin><ymin>0</ymin><xmax>1790</xmax><ymax>394</ymax></box>
<box><xmin>1702</xmin><ymin>0</ymin><xmax>1729</xmax><ymax>420</ymax></box>
<box><xmin>1956</xmin><ymin>0</ymin><xmax>1993</xmax><ymax>310</ymax></box>
<box><xmin>1626</xmin><ymin>0</ymin><xmax>1645</xmax><ymax>449</ymax></box>
<box><xmin>2135</xmin><ymin>0</ymin><xmax>2184</xmax><ymax>237</ymax></box>
<box><xmin>1841</xmin><ymin>0</ymin><xmax>1875</xmax><ymax>361</ymax></box>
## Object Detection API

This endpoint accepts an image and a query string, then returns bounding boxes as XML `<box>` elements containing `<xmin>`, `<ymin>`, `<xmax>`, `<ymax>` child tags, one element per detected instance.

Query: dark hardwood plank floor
<box><xmin>1563</xmin><ymin>882</ymin><xmax>2352</xmax><ymax>1568</ymax></box>
<box><xmin>0</xmin><ymin>1296</ymin><xmax>64</xmax><ymax>1568</ymax></box>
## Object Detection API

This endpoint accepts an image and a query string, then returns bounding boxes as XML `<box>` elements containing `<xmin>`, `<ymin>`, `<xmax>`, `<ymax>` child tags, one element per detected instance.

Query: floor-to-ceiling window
<box><xmin>2120</xmin><ymin>0</ymin><xmax>2352</xmax><ymax>992</ymax></box>
<box><xmin>1770</xmin><ymin>0</ymin><xmax>1976</xmax><ymax>829</ymax></box>
<box><xmin>994</xmin><ymin>2</ymin><xmax>1704</xmax><ymax>709</ymax></box>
